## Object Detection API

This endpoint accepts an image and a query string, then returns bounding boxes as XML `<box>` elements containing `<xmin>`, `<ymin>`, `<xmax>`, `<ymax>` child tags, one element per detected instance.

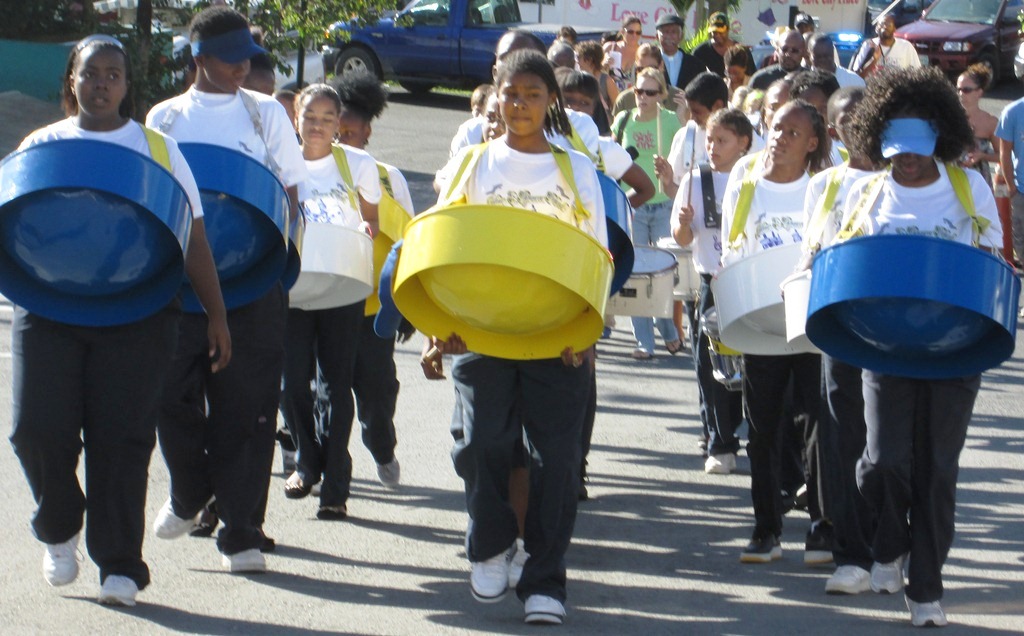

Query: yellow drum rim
<box><xmin>366</xmin><ymin>193</ymin><xmax>412</xmax><ymax>316</ymax></box>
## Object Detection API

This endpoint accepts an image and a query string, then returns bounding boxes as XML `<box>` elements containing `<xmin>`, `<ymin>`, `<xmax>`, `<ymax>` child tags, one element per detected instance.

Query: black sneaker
<box><xmin>189</xmin><ymin>502</ymin><xmax>218</xmax><ymax>538</ymax></box>
<box><xmin>740</xmin><ymin>532</ymin><xmax>782</xmax><ymax>563</ymax></box>
<box><xmin>804</xmin><ymin>520</ymin><xmax>834</xmax><ymax>566</ymax></box>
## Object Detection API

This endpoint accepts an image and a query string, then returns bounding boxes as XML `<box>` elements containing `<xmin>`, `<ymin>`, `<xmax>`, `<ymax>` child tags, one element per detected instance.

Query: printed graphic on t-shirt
<box><xmin>754</xmin><ymin>213</ymin><xmax>803</xmax><ymax>250</ymax></box>
<box><xmin>879</xmin><ymin>218</ymin><xmax>958</xmax><ymax>241</ymax></box>
<box><xmin>302</xmin><ymin>183</ymin><xmax>360</xmax><ymax>226</ymax></box>
<box><xmin>632</xmin><ymin>130</ymin><xmax>655</xmax><ymax>151</ymax></box>
<box><xmin>485</xmin><ymin>184</ymin><xmax>575</xmax><ymax>218</ymax></box>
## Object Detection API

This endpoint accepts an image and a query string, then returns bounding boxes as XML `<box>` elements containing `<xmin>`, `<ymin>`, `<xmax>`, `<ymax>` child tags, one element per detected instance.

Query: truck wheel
<box><xmin>335</xmin><ymin>48</ymin><xmax>380</xmax><ymax>79</ymax></box>
<box><xmin>978</xmin><ymin>51</ymin><xmax>999</xmax><ymax>87</ymax></box>
<box><xmin>398</xmin><ymin>80</ymin><xmax>436</xmax><ymax>95</ymax></box>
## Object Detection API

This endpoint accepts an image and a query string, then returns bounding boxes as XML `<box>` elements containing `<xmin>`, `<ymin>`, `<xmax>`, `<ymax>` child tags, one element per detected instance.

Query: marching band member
<box><xmin>10</xmin><ymin>34</ymin><xmax>228</xmax><ymax>606</ymax></box>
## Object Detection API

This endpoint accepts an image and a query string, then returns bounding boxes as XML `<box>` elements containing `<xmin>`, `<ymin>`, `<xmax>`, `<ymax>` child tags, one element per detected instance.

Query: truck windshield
<box><xmin>925</xmin><ymin>0</ymin><xmax>1002</xmax><ymax>24</ymax></box>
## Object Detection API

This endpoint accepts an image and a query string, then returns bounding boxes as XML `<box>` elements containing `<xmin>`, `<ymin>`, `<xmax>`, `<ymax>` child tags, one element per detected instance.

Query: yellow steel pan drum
<box><xmin>365</xmin><ymin>193</ymin><xmax>412</xmax><ymax>316</ymax></box>
<box><xmin>392</xmin><ymin>204</ymin><xmax>613</xmax><ymax>360</ymax></box>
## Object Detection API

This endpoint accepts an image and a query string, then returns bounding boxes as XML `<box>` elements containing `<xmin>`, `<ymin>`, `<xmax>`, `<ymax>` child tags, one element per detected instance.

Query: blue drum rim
<box><xmin>598</xmin><ymin>172</ymin><xmax>635</xmax><ymax>296</ymax></box>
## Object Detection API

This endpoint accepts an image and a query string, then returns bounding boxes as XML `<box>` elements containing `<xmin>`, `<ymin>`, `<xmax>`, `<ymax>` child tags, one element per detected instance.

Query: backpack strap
<box><xmin>141</xmin><ymin>124</ymin><xmax>172</xmax><ymax>171</ymax></box>
<box><xmin>945</xmin><ymin>162</ymin><xmax>989</xmax><ymax>247</ymax></box>
<box><xmin>804</xmin><ymin>164</ymin><xmax>847</xmax><ymax>252</ymax></box>
<box><xmin>330</xmin><ymin>144</ymin><xmax>361</xmax><ymax>214</ymax></box>
<box><xmin>698</xmin><ymin>163</ymin><xmax>719</xmax><ymax>229</ymax></box>
<box><xmin>238</xmin><ymin>88</ymin><xmax>283</xmax><ymax>178</ymax></box>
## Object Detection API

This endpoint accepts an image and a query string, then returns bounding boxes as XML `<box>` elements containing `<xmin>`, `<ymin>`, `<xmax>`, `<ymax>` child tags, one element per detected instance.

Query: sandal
<box><xmin>284</xmin><ymin>472</ymin><xmax>313</xmax><ymax>499</ymax></box>
<box><xmin>666</xmin><ymin>339</ymin><xmax>684</xmax><ymax>355</ymax></box>
<box><xmin>631</xmin><ymin>349</ymin><xmax>653</xmax><ymax>360</ymax></box>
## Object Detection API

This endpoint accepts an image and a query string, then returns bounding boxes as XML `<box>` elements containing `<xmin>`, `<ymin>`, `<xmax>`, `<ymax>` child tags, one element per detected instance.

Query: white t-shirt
<box><xmin>598</xmin><ymin>137</ymin><xmax>632</xmax><ymax>180</ymax></box>
<box><xmin>301</xmin><ymin>146</ymin><xmax>382</xmax><ymax>229</ymax></box>
<box><xmin>380</xmin><ymin>162</ymin><xmax>415</xmax><ymax>216</ymax></box>
<box><xmin>721</xmin><ymin>171</ymin><xmax>810</xmax><ymax>265</ymax></box>
<box><xmin>19</xmin><ymin>118</ymin><xmax>203</xmax><ymax>219</ymax></box>
<box><xmin>840</xmin><ymin>162</ymin><xmax>1002</xmax><ymax>248</ymax></box>
<box><xmin>438</xmin><ymin>138</ymin><xmax>608</xmax><ymax>246</ymax></box>
<box><xmin>874</xmin><ymin>37</ymin><xmax>921</xmax><ymax>72</ymax></box>
<box><xmin>449</xmin><ymin>109</ymin><xmax>601</xmax><ymax>160</ymax></box>
<box><xmin>672</xmin><ymin>166</ymin><xmax>731</xmax><ymax>274</ymax></box>
<box><xmin>146</xmin><ymin>87</ymin><xmax>308</xmax><ymax>189</ymax></box>
<box><xmin>802</xmin><ymin>165</ymin><xmax>876</xmax><ymax>254</ymax></box>
<box><xmin>669</xmin><ymin>122</ymin><xmax>765</xmax><ymax>184</ymax></box>
<box><xmin>834</xmin><ymin>66</ymin><xmax>866</xmax><ymax>88</ymax></box>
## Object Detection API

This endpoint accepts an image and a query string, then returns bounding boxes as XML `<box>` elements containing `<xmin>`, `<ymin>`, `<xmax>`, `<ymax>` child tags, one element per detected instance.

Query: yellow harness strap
<box><xmin>724</xmin><ymin>152</ymin><xmax>767</xmax><ymax>250</ymax></box>
<box><xmin>330</xmin><ymin>144</ymin><xmax>362</xmax><ymax>214</ymax></box>
<box><xmin>141</xmin><ymin>126</ymin><xmax>171</xmax><ymax>171</ymax></box>
<box><xmin>367</xmin><ymin>163</ymin><xmax>413</xmax><ymax>317</ymax></box>
<box><xmin>804</xmin><ymin>164</ymin><xmax>847</xmax><ymax>252</ymax></box>
<box><xmin>838</xmin><ymin>163</ymin><xmax>987</xmax><ymax>246</ymax></box>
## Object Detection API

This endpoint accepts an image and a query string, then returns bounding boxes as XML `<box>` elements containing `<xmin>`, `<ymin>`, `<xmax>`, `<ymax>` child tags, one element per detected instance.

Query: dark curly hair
<box><xmin>329</xmin><ymin>71</ymin><xmax>389</xmax><ymax>123</ymax></box>
<box><xmin>848</xmin><ymin>66</ymin><xmax>972</xmax><ymax>164</ymax></box>
<box><xmin>189</xmin><ymin>5</ymin><xmax>249</xmax><ymax>42</ymax></box>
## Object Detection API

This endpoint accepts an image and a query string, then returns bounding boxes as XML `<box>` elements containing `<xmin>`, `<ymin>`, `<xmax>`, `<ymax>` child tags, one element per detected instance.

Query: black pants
<box><xmin>451</xmin><ymin>354</ymin><xmax>589</xmax><ymax>603</ymax></box>
<box><xmin>11</xmin><ymin>306</ymin><xmax>179</xmax><ymax>589</ymax></box>
<box><xmin>157</xmin><ymin>286</ymin><xmax>285</xmax><ymax>555</ymax></box>
<box><xmin>821</xmin><ymin>355</ymin><xmax>874</xmax><ymax>569</ymax></box>
<box><xmin>691</xmin><ymin>276</ymin><xmax>742</xmax><ymax>456</ymax></box>
<box><xmin>280</xmin><ymin>301</ymin><xmax>364</xmax><ymax>507</ymax></box>
<box><xmin>743</xmin><ymin>353</ymin><xmax>821</xmax><ymax>537</ymax></box>
<box><xmin>352</xmin><ymin>314</ymin><xmax>399</xmax><ymax>466</ymax></box>
<box><xmin>857</xmin><ymin>371</ymin><xmax>980</xmax><ymax>602</ymax></box>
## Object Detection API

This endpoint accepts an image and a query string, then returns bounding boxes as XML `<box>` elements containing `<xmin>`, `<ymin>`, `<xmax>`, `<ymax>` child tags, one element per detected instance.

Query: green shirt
<box><xmin>612</xmin><ymin>108</ymin><xmax>682</xmax><ymax>204</ymax></box>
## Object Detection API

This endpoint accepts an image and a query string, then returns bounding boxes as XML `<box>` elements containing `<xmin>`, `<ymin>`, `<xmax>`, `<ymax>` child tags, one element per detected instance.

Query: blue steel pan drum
<box><xmin>178</xmin><ymin>143</ymin><xmax>288</xmax><ymax>312</ymax></box>
<box><xmin>597</xmin><ymin>171</ymin><xmax>634</xmax><ymax>296</ymax></box>
<box><xmin>805</xmin><ymin>235</ymin><xmax>1020</xmax><ymax>379</ymax></box>
<box><xmin>0</xmin><ymin>139</ymin><xmax>191</xmax><ymax>326</ymax></box>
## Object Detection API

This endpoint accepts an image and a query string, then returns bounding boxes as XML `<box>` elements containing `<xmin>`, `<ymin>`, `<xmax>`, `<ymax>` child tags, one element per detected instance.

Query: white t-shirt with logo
<box><xmin>802</xmin><ymin>165</ymin><xmax>876</xmax><ymax>253</ymax></box>
<box><xmin>301</xmin><ymin>146</ymin><xmax>382</xmax><ymax>229</ymax></box>
<box><xmin>20</xmin><ymin>118</ymin><xmax>203</xmax><ymax>219</ymax></box>
<box><xmin>671</xmin><ymin>166</ymin><xmax>730</xmax><ymax>274</ymax></box>
<box><xmin>840</xmin><ymin>161</ymin><xmax>1002</xmax><ymax>248</ymax></box>
<box><xmin>721</xmin><ymin>172</ymin><xmax>810</xmax><ymax>265</ymax></box>
<box><xmin>438</xmin><ymin>138</ymin><xmax>608</xmax><ymax>246</ymax></box>
<box><xmin>146</xmin><ymin>87</ymin><xmax>308</xmax><ymax>189</ymax></box>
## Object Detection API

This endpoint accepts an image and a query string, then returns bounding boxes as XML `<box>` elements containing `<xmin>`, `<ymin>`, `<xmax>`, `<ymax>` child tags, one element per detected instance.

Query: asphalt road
<box><xmin>0</xmin><ymin>86</ymin><xmax>1022</xmax><ymax>634</ymax></box>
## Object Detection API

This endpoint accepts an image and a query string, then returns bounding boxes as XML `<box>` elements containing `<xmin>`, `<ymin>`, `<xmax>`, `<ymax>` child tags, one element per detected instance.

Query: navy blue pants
<box><xmin>743</xmin><ymin>353</ymin><xmax>822</xmax><ymax>537</ymax></box>
<box><xmin>280</xmin><ymin>301</ymin><xmax>364</xmax><ymax>508</ymax></box>
<box><xmin>451</xmin><ymin>354</ymin><xmax>589</xmax><ymax>603</ymax></box>
<box><xmin>352</xmin><ymin>314</ymin><xmax>399</xmax><ymax>466</ymax></box>
<box><xmin>157</xmin><ymin>286</ymin><xmax>286</xmax><ymax>555</ymax></box>
<box><xmin>858</xmin><ymin>371</ymin><xmax>980</xmax><ymax>602</ymax></box>
<box><xmin>11</xmin><ymin>306</ymin><xmax>179</xmax><ymax>589</ymax></box>
<box><xmin>690</xmin><ymin>275</ymin><xmax>742</xmax><ymax>456</ymax></box>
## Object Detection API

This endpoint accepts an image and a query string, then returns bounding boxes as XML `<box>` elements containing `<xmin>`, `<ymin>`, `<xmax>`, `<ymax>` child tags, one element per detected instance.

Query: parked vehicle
<box><xmin>896</xmin><ymin>0</ymin><xmax>1024</xmax><ymax>84</ymax></box>
<box><xmin>867</xmin><ymin>0</ymin><xmax>936</xmax><ymax>32</ymax></box>
<box><xmin>323</xmin><ymin>0</ymin><xmax>603</xmax><ymax>93</ymax></box>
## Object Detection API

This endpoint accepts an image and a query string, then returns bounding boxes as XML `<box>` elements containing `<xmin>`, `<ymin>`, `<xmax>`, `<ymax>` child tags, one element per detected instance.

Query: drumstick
<box><xmin>686</xmin><ymin>125</ymin><xmax>698</xmax><ymax>208</ymax></box>
<box><xmin>656</xmin><ymin>103</ymin><xmax>663</xmax><ymax>194</ymax></box>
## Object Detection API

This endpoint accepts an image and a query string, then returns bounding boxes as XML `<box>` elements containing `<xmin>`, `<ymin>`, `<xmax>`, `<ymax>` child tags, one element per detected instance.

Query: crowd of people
<box><xmin>6</xmin><ymin>5</ymin><xmax>1020</xmax><ymax>631</ymax></box>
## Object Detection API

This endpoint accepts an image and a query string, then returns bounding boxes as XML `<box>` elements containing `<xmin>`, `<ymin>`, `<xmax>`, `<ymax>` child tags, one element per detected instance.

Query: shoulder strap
<box><xmin>945</xmin><ymin>162</ymin><xmax>989</xmax><ymax>247</ymax></box>
<box><xmin>330</xmin><ymin>144</ymin><xmax>361</xmax><ymax>213</ymax></box>
<box><xmin>837</xmin><ymin>171</ymin><xmax>887</xmax><ymax>241</ymax></box>
<box><xmin>727</xmin><ymin>177</ymin><xmax>757</xmax><ymax>249</ymax></box>
<box><xmin>565</xmin><ymin>122</ymin><xmax>598</xmax><ymax>166</ymax></box>
<box><xmin>141</xmin><ymin>124</ymin><xmax>172</xmax><ymax>171</ymax></box>
<box><xmin>441</xmin><ymin>142</ymin><xmax>490</xmax><ymax>206</ymax></box>
<box><xmin>549</xmin><ymin>144</ymin><xmax>591</xmax><ymax>226</ymax></box>
<box><xmin>377</xmin><ymin>163</ymin><xmax>394</xmax><ymax>198</ymax></box>
<box><xmin>238</xmin><ymin>88</ymin><xmax>283</xmax><ymax>178</ymax></box>
<box><xmin>804</xmin><ymin>164</ymin><xmax>847</xmax><ymax>251</ymax></box>
<box><xmin>698</xmin><ymin>163</ymin><xmax>718</xmax><ymax>229</ymax></box>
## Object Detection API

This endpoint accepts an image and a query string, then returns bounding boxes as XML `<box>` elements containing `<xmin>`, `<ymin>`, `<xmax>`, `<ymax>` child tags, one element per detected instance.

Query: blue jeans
<box><xmin>630</xmin><ymin>200</ymin><xmax>678</xmax><ymax>352</ymax></box>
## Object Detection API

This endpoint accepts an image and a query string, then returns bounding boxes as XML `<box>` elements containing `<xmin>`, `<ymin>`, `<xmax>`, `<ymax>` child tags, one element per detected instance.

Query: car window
<box><xmin>466</xmin><ymin>0</ymin><xmax>520</xmax><ymax>25</ymax></box>
<box><xmin>926</xmin><ymin>0</ymin><xmax>1001</xmax><ymax>24</ymax></box>
<box><xmin>409</xmin><ymin>0</ymin><xmax>451</xmax><ymax>27</ymax></box>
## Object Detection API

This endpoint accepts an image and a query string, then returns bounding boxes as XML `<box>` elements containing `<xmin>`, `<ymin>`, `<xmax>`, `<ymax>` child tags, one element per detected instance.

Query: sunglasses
<box><xmin>634</xmin><ymin>88</ymin><xmax>661</xmax><ymax>97</ymax></box>
<box><xmin>957</xmin><ymin>86</ymin><xmax>979</xmax><ymax>94</ymax></box>
<box><xmin>625</xmin><ymin>29</ymin><xmax>642</xmax><ymax>35</ymax></box>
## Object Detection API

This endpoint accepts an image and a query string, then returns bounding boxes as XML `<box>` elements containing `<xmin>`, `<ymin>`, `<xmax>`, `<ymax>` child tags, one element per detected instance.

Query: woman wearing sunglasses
<box><xmin>604</xmin><ymin>15</ymin><xmax>644</xmax><ymax>86</ymax></box>
<box><xmin>956</xmin><ymin>64</ymin><xmax>998</xmax><ymax>189</ymax></box>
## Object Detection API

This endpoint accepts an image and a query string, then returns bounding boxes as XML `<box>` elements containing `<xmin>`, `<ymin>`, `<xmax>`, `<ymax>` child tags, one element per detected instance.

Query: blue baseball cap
<box><xmin>191</xmin><ymin>28</ymin><xmax>266</xmax><ymax>64</ymax></box>
<box><xmin>881</xmin><ymin>118</ymin><xmax>937</xmax><ymax>159</ymax></box>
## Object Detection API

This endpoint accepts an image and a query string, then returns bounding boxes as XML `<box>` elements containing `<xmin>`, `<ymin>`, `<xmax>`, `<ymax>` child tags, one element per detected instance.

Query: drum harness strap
<box><xmin>329</xmin><ymin>144</ymin><xmax>363</xmax><ymax>215</ymax></box>
<box><xmin>155</xmin><ymin>89</ymin><xmax>283</xmax><ymax>179</ymax></box>
<box><xmin>698</xmin><ymin>163</ymin><xmax>719</xmax><ymax>229</ymax></box>
<box><xmin>441</xmin><ymin>142</ymin><xmax>591</xmax><ymax>227</ymax></box>
<box><xmin>141</xmin><ymin>124</ymin><xmax>172</xmax><ymax>172</ymax></box>
<box><xmin>836</xmin><ymin>163</ymin><xmax>990</xmax><ymax>248</ymax></box>
<box><xmin>803</xmin><ymin>163</ymin><xmax>848</xmax><ymax>254</ymax></box>
<box><xmin>565</xmin><ymin>123</ymin><xmax>604</xmax><ymax>172</ymax></box>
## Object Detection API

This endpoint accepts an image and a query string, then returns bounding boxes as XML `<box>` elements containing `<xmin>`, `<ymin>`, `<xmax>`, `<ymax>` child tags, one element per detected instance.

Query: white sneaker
<box><xmin>907</xmin><ymin>596</ymin><xmax>948</xmax><ymax>627</ymax></box>
<box><xmin>871</xmin><ymin>556</ymin><xmax>905</xmax><ymax>594</ymax></box>
<box><xmin>508</xmin><ymin>538</ymin><xmax>528</xmax><ymax>588</ymax></box>
<box><xmin>705</xmin><ymin>453</ymin><xmax>737</xmax><ymax>475</ymax></box>
<box><xmin>376</xmin><ymin>458</ymin><xmax>401</xmax><ymax>488</ymax></box>
<box><xmin>825</xmin><ymin>565</ymin><xmax>872</xmax><ymax>595</ymax></box>
<box><xmin>153</xmin><ymin>498</ymin><xmax>197</xmax><ymax>540</ymax></box>
<box><xmin>524</xmin><ymin>594</ymin><xmax>566</xmax><ymax>625</ymax></box>
<box><xmin>470</xmin><ymin>544</ymin><xmax>514</xmax><ymax>603</ymax></box>
<box><xmin>222</xmin><ymin>548</ymin><xmax>267</xmax><ymax>574</ymax></box>
<box><xmin>98</xmin><ymin>575</ymin><xmax>138</xmax><ymax>607</ymax></box>
<box><xmin>43</xmin><ymin>534</ymin><xmax>80</xmax><ymax>587</ymax></box>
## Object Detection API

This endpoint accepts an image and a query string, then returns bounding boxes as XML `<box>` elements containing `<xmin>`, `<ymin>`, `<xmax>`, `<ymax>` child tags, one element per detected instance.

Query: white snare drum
<box><xmin>606</xmin><ymin>246</ymin><xmax>677</xmax><ymax>318</ymax></box>
<box><xmin>656</xmin><ymin>237</ymin><xmax>699</xmax><ymax>301</ymax></box>
<box><xmin>288</xmin><ymin>223</ymin><xmax>374</xmax><ymax>311</ymax></box>
<box><xmin>781</xmin><ymin>269</ymin><xmax>820</xmax><ymax>352</ymax></box>
<box><xmin>711</xmin><ymin>243</ymin><xmax>818</xmax><ymax>355</ymax></box>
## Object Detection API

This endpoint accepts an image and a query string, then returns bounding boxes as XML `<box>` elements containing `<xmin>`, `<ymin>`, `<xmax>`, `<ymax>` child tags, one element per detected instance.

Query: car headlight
<box><xmin>942</xmin><ymin>42</ymin><xmax>971</xmax><ymax>52</ymax></box>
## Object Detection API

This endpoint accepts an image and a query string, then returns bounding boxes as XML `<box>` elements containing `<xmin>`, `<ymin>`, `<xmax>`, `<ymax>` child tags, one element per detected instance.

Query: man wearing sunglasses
<box><xmin>750</xmin><ymin>29</ymin><xmax>806</xmax><ymax>91</ymax></box>
<box><xmin>691</xmin><ymin>12</ymin><xmax>752</xmax><ymax>78</ymax></box>
<box><xmin>655</xmin><ymin>13</ymin><xmax>708</xmax><ymax>93</ymax></box>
